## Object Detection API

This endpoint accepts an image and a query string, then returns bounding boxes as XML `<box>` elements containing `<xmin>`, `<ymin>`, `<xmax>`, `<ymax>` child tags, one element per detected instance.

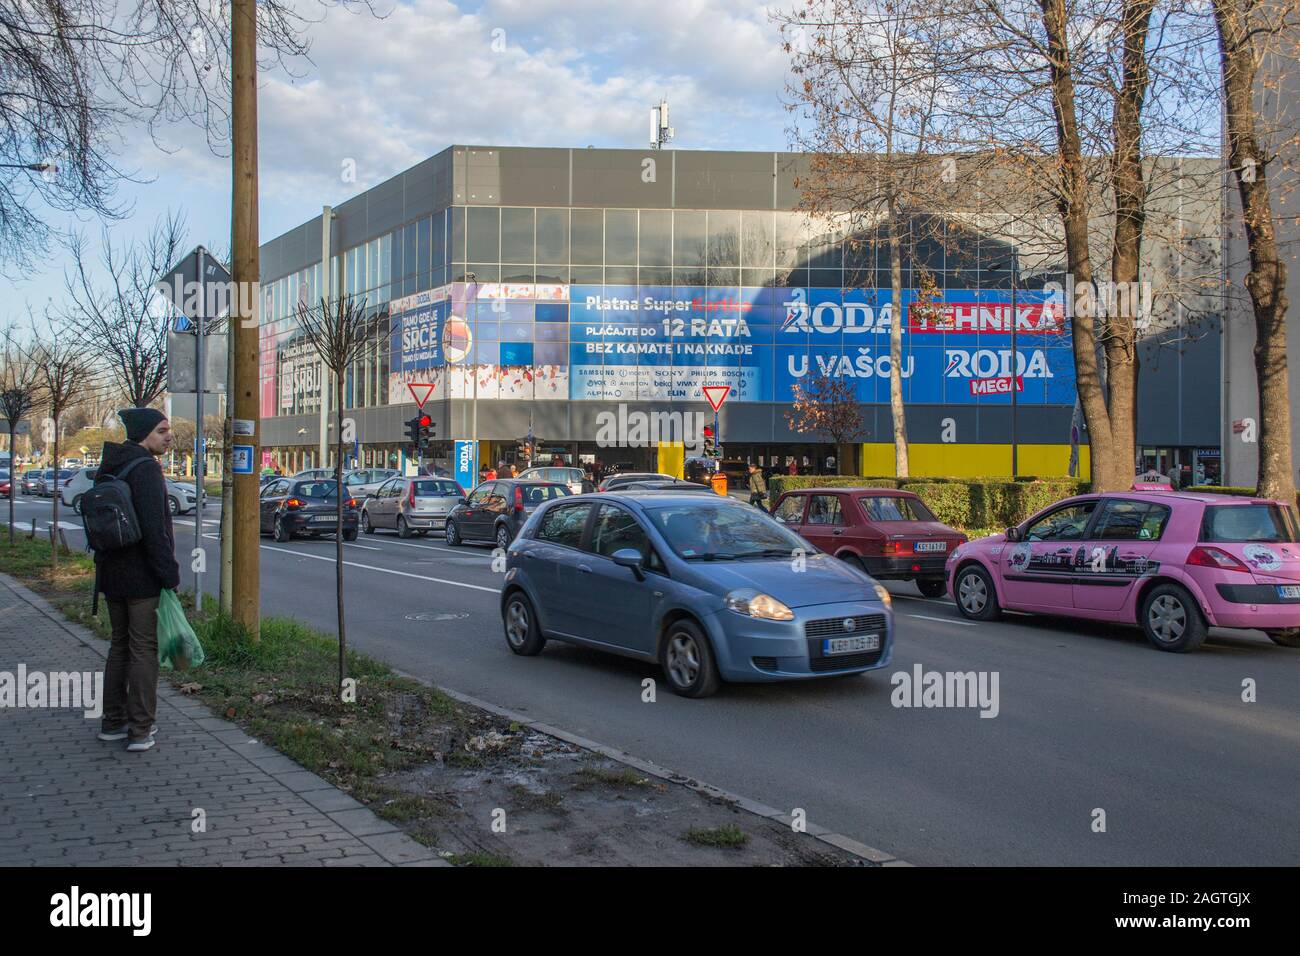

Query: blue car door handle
<box><xmin>577</xmin><ymin>564</ymin><xmax>592</xmax><ymax>573</ymax></box>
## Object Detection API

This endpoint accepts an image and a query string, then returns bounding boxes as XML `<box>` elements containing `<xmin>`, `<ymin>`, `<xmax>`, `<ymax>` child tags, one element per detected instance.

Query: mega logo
<box><xmin>781</xmin><ymin>289</ymin><xmax>899</xmax><ymax>335</ymax></box>
<box><xmin>910</xmin><ymin>302</ymin><xmax>1066</xmax><ymax>334</ymax></box>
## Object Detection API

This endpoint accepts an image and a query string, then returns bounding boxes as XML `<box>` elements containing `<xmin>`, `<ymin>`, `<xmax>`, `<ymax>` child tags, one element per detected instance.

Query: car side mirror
<box><xmin>1006</xmin><ymin>526</ymin><xmax>1023</xmax><ymax>542</ymax></box>
<box><xmin>459</xmin><ymin>496</ymin><xmax>468</xmax><ymax>505</ymax></box>
<box><xmin>611</xmin><ymin>548</ymin><xmax>646</xmax><ymax>580</ymax></box>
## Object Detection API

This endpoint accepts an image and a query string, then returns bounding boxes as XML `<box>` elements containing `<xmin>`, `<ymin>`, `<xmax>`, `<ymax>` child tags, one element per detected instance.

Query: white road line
<box><xmin>891</xmin><ymin>592</ymin><xmax>954</xmax><ymax>606</ymax></box>
<box><xmin>260</xmin><ymin>545</ymin><xmax>500</xmax><ymax>593</ymax></box>
<box><xmin>344</xmin><ymin>542</ymin><xmax>382</xmax><ymax>551</ymax></box>
<box><xmin>363</xmin><ymin>537</ymin><xmax>493</xmax><ymax>558</ymax></box>
<box><xmin>904</xmin><ymin>613</ymin><xmax>978</xmax><ymax>627</ymax></box>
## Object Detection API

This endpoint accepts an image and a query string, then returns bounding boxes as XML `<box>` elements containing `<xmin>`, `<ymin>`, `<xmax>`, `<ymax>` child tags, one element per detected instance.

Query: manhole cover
<box><xmin>404</xmin><ymin>612</ymin><xmax>471</xmax><ymax>622</ymax></box>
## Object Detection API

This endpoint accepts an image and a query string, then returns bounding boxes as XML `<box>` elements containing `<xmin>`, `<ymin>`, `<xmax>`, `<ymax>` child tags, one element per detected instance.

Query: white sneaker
<box><xmin>97</xmin><ymin>726</ymin><xmax>128</xmax><ymax>741</ymax></box>
<box><xmin>126</xmin><ymin>737</ymin><xmax>156</xmax><ymax>753</ymax></box>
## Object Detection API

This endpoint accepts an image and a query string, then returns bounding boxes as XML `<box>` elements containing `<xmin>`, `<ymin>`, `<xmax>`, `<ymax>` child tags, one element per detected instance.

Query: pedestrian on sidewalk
<box><xmin>747</xmin><ymin>463</ymin><xmax>768</xmax><ymax>511</ymax></box>
<box><xmin>94</xmin><ymin>408</ymin><xmax>180</xmax><ymax>753</ymax></box>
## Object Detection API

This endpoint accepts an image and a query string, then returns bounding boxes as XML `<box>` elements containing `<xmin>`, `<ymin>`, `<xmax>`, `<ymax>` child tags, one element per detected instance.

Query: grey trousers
<box><xmin>103</xmin><ymin>595</ymin><xmax>160</xmax><ymax>740</ymax></box>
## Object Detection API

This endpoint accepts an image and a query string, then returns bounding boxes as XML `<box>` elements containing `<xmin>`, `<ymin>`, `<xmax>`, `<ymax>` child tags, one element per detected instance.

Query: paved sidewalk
<box><xmin>0</xmin><ymin>573</ymin><xmax>448</xmax><ymax>867</ymax></box>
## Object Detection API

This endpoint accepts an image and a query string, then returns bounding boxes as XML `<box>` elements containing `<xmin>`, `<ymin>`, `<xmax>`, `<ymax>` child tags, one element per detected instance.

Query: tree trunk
<box><xmin>335</xmin><ymin>378</ymin><xmax>347</xmax><ymax>690</ymax></box>
<box><xmin>1214</xmin><ymin>0</ymin><xmax>1296</xmax><ymax>501</ymax></box>
<box><xmin>7</xmin><ymin>423</ymin><xmax>15</xmax><ymax>547</ymax></box>
<box><xmin>887</xmin><ymin>190</ymin><xmax>909</xmax><ymax>478</ymax></box>
<box><xmin>1040</xmin><ymin>0</ymin><xmax>1120</xmax><ymax>490</ymax></box>
<box><xmin>1105</xmin><ymin>0</ymin><xmax>1155</xmax><ymax>491</ymax></box>
<box><xmin>50</xmin><ymin>424</ymin><xmax>59</xmax><ymax>567</ymax></box>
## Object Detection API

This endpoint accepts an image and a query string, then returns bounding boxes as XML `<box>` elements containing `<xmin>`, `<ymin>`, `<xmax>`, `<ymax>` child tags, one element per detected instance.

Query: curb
<box><xmin>407</xmin><ymin>676</ymin><xmax>911</xmax><ymax>867</ymax></box>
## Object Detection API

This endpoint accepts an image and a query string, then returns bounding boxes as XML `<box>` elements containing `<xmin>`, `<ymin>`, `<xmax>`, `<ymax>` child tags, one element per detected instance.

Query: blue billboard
<box><xmin>387</xmin><ymin>282</ymin><xmax>1075</xmax><ymax>405</ymax></box>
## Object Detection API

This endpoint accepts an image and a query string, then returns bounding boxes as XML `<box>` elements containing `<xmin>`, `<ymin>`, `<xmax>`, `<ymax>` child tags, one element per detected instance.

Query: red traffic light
<box><xmin>419</xmin><ymin>415</ymin><xmax>432</xmax><ymax>427</ymax></box>
<box><xmin>703</xmin><ymin>425</ymin><xmax>714</xmax><ymax>437</ymax></box>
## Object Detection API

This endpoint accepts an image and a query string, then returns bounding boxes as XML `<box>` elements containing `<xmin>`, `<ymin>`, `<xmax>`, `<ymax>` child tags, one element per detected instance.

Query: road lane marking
<box><xmin>361</xmin><ymin>536</ymin><xmax>493</xmax><ymax>558</ymax></box>
<box><xmin>904</xmin><ymin>613</ymin><xmax>978</xmax><ymax>627</ymax></box>
<box><xmin>891</xmin><ymin>593</ymin><xmax>954</xmax><ymax>606</ymax></box>
<box><xmin>260</xmin><ymin>545</ymin><xmax>500</xmax><ymax>593</ymax></box>
<box><xmin>344</xmin><ymin>542</ymin><xmax>382</xmax><ymax>551</ymax></box>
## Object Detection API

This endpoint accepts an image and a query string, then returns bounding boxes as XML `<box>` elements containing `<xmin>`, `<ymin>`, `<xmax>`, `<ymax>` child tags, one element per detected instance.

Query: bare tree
<box><xmin>1213</xmin><ymin>0</ymin><xmax>1298</xmax><ymax>501</ymax></box>
<box><xmin>65</xmin><ymin>212</ymin><xmax>189</xmax><ymax>407</ymax></box>
<box><xmin>29</xmin><ymin>317</ymin><xmax>95</xmax><ymax>565</ymax></box>
<box><xmin>785</xmin><ymin>373</ymin><xmax>865</xmax><ymax>473</ymax></box>
<box><xmin>1</xmin><ymin>329</ymin><xmax>39</xmax><ymax>546</ymax></box>
<box><xmin>294</xmin><ymin>294</ymin><xmax>382</xmax><ymax>689</ymax></box>
<box><xmin>0</xmin><ymin>1</ymin><xmax>377</xmax><ymax>269</ymax></box>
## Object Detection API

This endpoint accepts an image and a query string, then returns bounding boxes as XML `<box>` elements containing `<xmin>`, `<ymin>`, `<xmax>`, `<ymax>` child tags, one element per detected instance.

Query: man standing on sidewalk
<box><xmin>746</xmin><ymin>463</ymin><xmax>768</xmax><ymax>511</ymax></box>
<box><xmin>95</xmin><ymin>408</ymin><xmax>180</xmax><ymax>753</ymax></box>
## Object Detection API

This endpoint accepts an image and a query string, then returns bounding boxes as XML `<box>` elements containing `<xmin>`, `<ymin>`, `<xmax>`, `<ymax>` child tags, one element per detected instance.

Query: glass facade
<box><xmin>260</xmin><ymin>206</ymin><xmax>1074</xmax><ymax>417</ymax></box>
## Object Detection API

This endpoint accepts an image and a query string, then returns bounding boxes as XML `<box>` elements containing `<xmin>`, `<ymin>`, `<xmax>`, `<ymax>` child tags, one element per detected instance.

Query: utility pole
<box><xmin>230</xmin><ymin>0</ymin><xmax>260</xmax><ymax>638</ymax></box>
<box><xmin>319</xmin><ymin>206</ymin><xmax>333</xmax><ymax>468</ymax></box>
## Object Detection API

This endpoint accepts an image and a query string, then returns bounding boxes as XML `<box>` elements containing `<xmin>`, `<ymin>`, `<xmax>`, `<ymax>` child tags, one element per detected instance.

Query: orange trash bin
<box><xmin>710</xmin><ymin>472</ymin><xmax>729</xmax><ymax>496</ymax></box>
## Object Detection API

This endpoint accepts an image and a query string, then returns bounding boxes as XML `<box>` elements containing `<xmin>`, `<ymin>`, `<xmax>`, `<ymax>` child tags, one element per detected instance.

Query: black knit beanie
<box><xmin>118</xmin><ymin>407</ymin><xmax>167</xmax><ymax>442</ymax></box>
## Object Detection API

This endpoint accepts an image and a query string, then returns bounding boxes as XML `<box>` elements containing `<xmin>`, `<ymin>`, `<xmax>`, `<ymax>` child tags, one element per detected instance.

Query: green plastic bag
<box><xmin>156</xmin><ymin>589</ymin><xmax>205</xmax><ymax>671</ymax></box>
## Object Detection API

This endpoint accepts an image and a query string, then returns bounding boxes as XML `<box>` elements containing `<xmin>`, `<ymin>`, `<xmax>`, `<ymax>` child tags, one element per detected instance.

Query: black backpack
<box><xmin>81</xmin><ymin>458</ymin><xmax>149</xmax><ymax>553</ymax></box>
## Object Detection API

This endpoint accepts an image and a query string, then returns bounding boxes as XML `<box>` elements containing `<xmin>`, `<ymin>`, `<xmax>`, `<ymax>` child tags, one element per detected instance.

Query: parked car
<box><xmin>597</xmin><ymin>471</ymin><xmax>677</xmax><ymax>492</ymax></box>
<box><xmin>163</xmin><ymin>479</ymin><xmax>199</xmax><ymax>515</ymax></box>
<box><xmin>362</xmin><ymin>476</ymin><xmax>464</xmax><ymax>537</ymax></box>
<box><xmin>499</xmin><ymin>491</ymin><xmax>895</xmax><ymax>697</ymax></box>
<box><xmin>771</xmin><ymin>487</ymin><xmax>966</xmax><ymax>598</ymax></box>
<box><xmin>21</xmin><ymin>470</ymin><xmax>42</xmax><ymax>495</ymax></box>
<box><xmin>445</xmin><ymin>480</ymin><xmax>572</xmax><ymax>550</ymax></box>
<box><xmin>291</xmin><ymin>467</ymin><xmax>338</xmax><ymax>482</ymax></box>
<box><xmin>517</xmin><ymin>466</ymin><xmax>586</xmax><ymax>495</ymax></box>
<box><xmin>36</xmin><ymin>468</ymin><xmax>74</xmax><ymax>497</ymax></box>
<box><xmin>61</xmin><ymin>468</ymin><xmax>96</xmax><ymax>512</ymax></box>
<box><xmin>344</xmin><ymin>467</ymin><xmax>401</xmax><ymax>498</ymax></box>
<box><xmin>947</xmin><ymin>486</ymin><xmax>1300</xmax><ymax>651</ymax></box>
<box><xmin>258</xmin><ymin>477</ymin><xmax>359</xmax><ymax>542</ymax></box>
<box><xmin>610</xmin><ymin>479</ymin><xmax>716</xmax><ymax>493</ymax></box>
<box><xmin>0</xmin><ymin>471</ymin><xmax>9</xmax><ymax>497</ymax></box>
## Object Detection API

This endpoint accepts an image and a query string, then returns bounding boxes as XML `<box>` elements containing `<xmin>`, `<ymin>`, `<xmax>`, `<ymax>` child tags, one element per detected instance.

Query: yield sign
<box><xmin>407</xmin><ymin>382</ymin><xmax>436</xmax><ymax>408</ymax></box>
<box><xmin>701</xmin><ymin>384</ymin><xmax>731</xmax><ymax>412</ymax></box>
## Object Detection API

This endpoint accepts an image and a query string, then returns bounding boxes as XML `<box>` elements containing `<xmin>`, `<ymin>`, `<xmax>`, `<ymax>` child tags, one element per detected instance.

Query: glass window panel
<box><xmin>605</xmin><ymin>209</ymin><xmax>637</xmax><ymax>264</ymax></box>
<box><xmin>571</xmin><ymin>265</ymin><xmax>603</xmax><ymax>283</ymax></box>
<box><xmin>417</xmin><ymin>216</ymin><xmax>430</xmax><ymax>289</ymax></box>
<box><xmin>639</xmin><ymin>210</ymin><xmax>672</xmax><ymax>267</ymax></box>
<box><xmin>431</xmin><ymin>209</ymin><xmax>446</xmax><ymax>269</ymax></box>
<box><xmin>536</xmin><ymin>208</ymin><xmax>569</xmax><ymax>263</ymax></box>
<box><xmin>501</xmin><ymin>207</ymin><xmax>535</xmax><ymax>263</ymax></box>
<box><xmin>571</xmin><ymin>209</ymin><xmax>603</xmax><ymax>263</ymax></box>
<box><xmin>674</xmin><ymin>265</ymin><xmax>707</xmax><ymax>285</ymax></box>
<box><xmin>741</xmin><ymin>210</ymin><xmax>773</xmax><ymax>267</ymax></box>
<box><xmin>367</xmin><ymin>240</ymin><xmax>378</xmax><ymax>294</ymax></box>
<box><xmin>378</xmin><ymin>234</ymin><xmax>391</xmax><ymax>303</ymax></box>
<box><xmin>605</xmin><ymin>265</ymin><xmax>637</xmax><ymax>284</ymax></box>
<box><xmin>707</xmin><ymin>210</ymin><xmax>741</xmax><ymax>266</ymax></box>
<box><xmin>639</xmin><ymin>266</ymin><xmax>673</xmax><ymax>285</ymax></box>
<box><xmin>402</xmin><ymin>224</ymin><xmax>417</xmax><ymax>281</ymax></box>
<box><xmin>775</xmin><ymin>212</ymin><xmax>812</xmax><ymax>268</ymax></box>
<box><xmin>450</xmin><ymin>206</ymin><xmax>465</xmax><ymax>264</ymax></box>
<box><xmin>501</xmin><ymin>265</ymin><xmax>535</xmax><ymax>283</ymax></box>
<box><xmin>467</xmin><ymin>207</ymin><xmax>499</xmax><ymax>263</ymax></box>
<box><xmin>535</xmin><ymin>264</ymin><xmax>569</xmax><ymax>284</ymax></box>
<box><xmin>465</xmin><ymin>263</ymin><xmax>500</xmax><ymax>282</ymax></box>
<box><xmin>673</xmin><ymin>210</ymin><xmax>706</xmax><ymax>267</ymax></box>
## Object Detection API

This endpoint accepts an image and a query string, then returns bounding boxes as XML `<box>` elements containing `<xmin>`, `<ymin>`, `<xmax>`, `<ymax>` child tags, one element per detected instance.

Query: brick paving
<box><xmin>0</xmin><ymin>572</ymin><xmax>448</xmax><ymax>867</ymax></box>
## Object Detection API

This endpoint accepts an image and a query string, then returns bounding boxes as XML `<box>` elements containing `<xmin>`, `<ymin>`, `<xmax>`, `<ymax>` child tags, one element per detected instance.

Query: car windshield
<box><xmin>859</xmin><ymin>496</ymin><xmax>937</xmax><ymax>522</ymax></box>
<box><xmin>1201</xmin><ymin>504</ymin><xmax>1299</xmax><ymax>543</ymax></box>
<box><xmin>520</xmin><ymin>484</ymin><xmax>571</xmax><ymax>504</ymax></box>
<box><xmin>295</xmin><ymin>481</ymin><xmax>340</xmax><ymax>499</ymax></box>
<box><xmin>645</xmin><ymin>502</ymin><xmax>807</xmax><ymax>559</ymax></box>
<box><xmin>413</xmin><ymin>479</ymin><xmax>461</xmax><ymax>497</ymax></box>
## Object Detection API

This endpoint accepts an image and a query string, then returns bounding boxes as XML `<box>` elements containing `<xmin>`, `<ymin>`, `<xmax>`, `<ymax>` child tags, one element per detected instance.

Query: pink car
<box><xmin>946</xmin><ymin>487</ymin><xmax>1300</xmax><ymax>651</ymax></box>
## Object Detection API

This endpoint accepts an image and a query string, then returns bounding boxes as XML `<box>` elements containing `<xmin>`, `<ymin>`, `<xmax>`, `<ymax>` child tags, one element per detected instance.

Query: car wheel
<box><xmin>495</xmin><ymin>523</ymin><xmax>511</xmax><ymax>550</ymax></box>
<box><xmin>72</xmin><ymin>495</ymin><xmax>83</xmax><ymax>515</ymax></box>
<box><xmin>954</xmin><ymin>564</ymin><xmax>1000</xmax><ymax>621</ymax></box>
<box><xmin>362</xmin><ymin>512</ymin><xmax>374</xmax><ymax>535</ymax></box>
<box><xmin>660</xmin><ymin>619</ymin><xmax>721</xmax><ymax>698</ymax></box>
<box><xmin>397</xmin><ymin>515</ymin><xmax>413</xmax><ymax>539</ymax></box>
<box><xmin>273</xmin><ymin>518</ymin><xmax>291</xmax><ymax>543</ymax></box>
<box><xmin>342</xmin><ymin>529</ymin><xmax>358</xmax><ymax>542</ymax></box>
<box><xmin>502</xmin><ymin>591</ymin><xmax>546</xmax><ymax>656</ymax></box>
<box><xmin>445</xmin><ymin>520</ymin><xmax>460</xmax><ymax>546</ymax></box>
<box><xmin>1265</xmin><ymin>628</ymin><xmax>1300</xmax><ymax>648</ymax></box>
<box><xmin>917</xmin><ymin>578</ymin><xmax>948</xmax><ymax>599</ymax></box>
<box><xmin>1139</xmin><ymin>583</ymin><xmax>1207</xmax><ymax>652</ymax></box>
<box><xmin>168</xmin><ymin>496</ymin><xmax>180</xmax><ymax>516</ymax></box>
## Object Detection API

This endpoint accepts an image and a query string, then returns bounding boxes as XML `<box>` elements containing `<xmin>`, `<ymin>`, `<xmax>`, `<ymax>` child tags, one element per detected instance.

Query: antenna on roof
<box><xmin>650</xmin><ymin>98</ymin><xmax>674</xmax><ymax>150</ymax></box>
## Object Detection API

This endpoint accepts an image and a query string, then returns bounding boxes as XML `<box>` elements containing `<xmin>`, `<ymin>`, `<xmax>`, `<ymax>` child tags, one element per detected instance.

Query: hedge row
<box><xmin>1193</xmin><ymin>485</ymin><xmax>1300</xmax><ymax>508</ymax></box>
<box><xmin>766</xmin><ymin>475</ymin><xmax>1091</xmax><ymax>531</ymax></box>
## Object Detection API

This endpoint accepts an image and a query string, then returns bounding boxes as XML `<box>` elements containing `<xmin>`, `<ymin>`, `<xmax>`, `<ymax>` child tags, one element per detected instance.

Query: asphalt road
<box><xmin>9</xmin><ymin>492</ymin><xmax>1299</xmax><ymax>866</ymax></box>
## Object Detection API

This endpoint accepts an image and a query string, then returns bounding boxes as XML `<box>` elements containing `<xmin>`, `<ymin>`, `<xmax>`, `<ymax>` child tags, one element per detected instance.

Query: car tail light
<box><xmin>409</xmin><ymin>484</ymin><xmax>416</xmax><ymax>508</ymax></box>
<box><xmin>514</xmin><ymin>486</ymin><xmax>525</xmax><ymax>512</ymax></box>
<box><xmin>346</xmin><ymin>497</ymin><xmax>357</xmax><ymax>509</ymax></box>
<box><xmin>883</xmin><ymin>541</ymin><xmax>911</xmax><ymax>554</ymax></box>
<box><xmin>1187</xmin><ymin>546</ymin><xmax>1251</xmax><ymax>573</ymax></box>
<box><xmin>285</xmin><ymin>498</ymin><xmax>303</xmax><ymax>510</ymax></box>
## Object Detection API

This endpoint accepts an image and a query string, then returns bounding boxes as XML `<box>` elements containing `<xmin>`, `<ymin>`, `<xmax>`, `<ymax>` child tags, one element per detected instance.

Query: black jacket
<box><xmin>94</xmin><ymin>441</ymin><xmax>181</xmax><ymax>599</ymax></box>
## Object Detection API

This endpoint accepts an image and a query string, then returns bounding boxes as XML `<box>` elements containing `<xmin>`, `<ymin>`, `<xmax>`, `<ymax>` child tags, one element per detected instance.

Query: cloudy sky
<box><xmin>7</xmin><ymin>0</ymin><xmax>801</xmax><ymax>314</ymax></box>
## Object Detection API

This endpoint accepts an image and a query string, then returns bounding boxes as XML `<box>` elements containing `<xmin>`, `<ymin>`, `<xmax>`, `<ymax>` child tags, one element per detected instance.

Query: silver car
<box><xmin>344</xmin><ymin>468</ymin><xmax>400</xmax><ymax>498</ymax></box>
<box><xmin>518</xmin><ymin>466</ymin><xmax>586</xmax><ymax>494</ymax></box>
<box><xmin>361</xmin><ymin>476</ymin><xmax>465</xmax><ymax>538</ymax></box>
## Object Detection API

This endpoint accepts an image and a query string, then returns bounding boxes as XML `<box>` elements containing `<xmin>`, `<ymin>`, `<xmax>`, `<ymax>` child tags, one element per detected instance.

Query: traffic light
<box><xmin>404</xmin><ymin>416</ymin><xmax>421</xmax><ymax>448</ymax></box>
<box><xmin>702</xmin><ymin>424</ymin><xmax>718</xmax><ymax>459</ymax></box>
<box><xmin>418</xmin><ymin>414</ymin><xmax>435</xmax><ymax>450</ymax></box>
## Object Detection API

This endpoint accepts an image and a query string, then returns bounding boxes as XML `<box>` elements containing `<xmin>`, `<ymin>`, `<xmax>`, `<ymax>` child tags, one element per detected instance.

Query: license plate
<box><xmin>915</xmin><ymin>541</ymin><xmax>947</xmax><ymax>553</ymax></box>
<box><xmin>310</xmin><ymin>515</ymin><xmax>337</xmax><ymax>523</ymax></box>
<box><xmin>1279</xmin><ymin>585</ymin><xmax>1300</xmax><ymax>599</ymax></box>
<box><xmin>823</xmin><ymin>634</ymin><xmax>880</xmax><ymax>655</ymax></box>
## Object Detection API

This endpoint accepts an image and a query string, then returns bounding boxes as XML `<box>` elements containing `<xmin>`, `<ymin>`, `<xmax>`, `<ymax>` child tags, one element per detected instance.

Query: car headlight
<box><xmin>724</xmin><ymin>589</ymin><xmax>795</xmax><ymax>621</ymax></box>
<box><xmin>873</xmin><ymin>583</ymin><xmax>893</xmax><ymax>609</ymax></box>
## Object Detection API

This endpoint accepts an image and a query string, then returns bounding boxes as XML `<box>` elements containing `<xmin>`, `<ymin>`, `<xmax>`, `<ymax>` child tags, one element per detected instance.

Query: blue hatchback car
<box><xmin>499</xmin><ymin>492</ymin><xmax>895</xmax><ymax>697</ymax></box>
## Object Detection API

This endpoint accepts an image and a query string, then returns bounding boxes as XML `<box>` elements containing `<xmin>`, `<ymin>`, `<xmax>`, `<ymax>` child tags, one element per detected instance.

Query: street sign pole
<box><xmin>194</xmin><ymin>248</ymin><xmax>206</xmax><ymax>602</ymax></box>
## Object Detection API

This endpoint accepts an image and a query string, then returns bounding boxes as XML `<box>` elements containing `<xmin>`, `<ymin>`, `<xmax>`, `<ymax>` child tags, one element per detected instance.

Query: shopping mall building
<box><xmin>257</xmin><ymin>146</ymin><xmax>1224</xmax><ymax>481</ymax></box>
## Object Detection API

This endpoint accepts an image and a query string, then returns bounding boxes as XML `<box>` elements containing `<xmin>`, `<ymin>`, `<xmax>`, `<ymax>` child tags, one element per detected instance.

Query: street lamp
<box><xmin>988</xmin><ymin>249</ymin><xmax>1020</xmax><ymax>478</ymax></box>
<box><xmin>0</xmin><ymin>162</ymin><xmax>56</xmax><ymax>173</ymax></box>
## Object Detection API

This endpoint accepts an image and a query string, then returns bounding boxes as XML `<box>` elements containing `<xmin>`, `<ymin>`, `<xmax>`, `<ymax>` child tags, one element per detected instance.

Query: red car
<box><xmin>771</xmin><ymin>487</ymin><xmax>967</xmax><ymax>596</ymax></box>
<box><xmin>0</xmin><ymin>475</ymin><xmax>9</xmax><ymax>497</ymax></box>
